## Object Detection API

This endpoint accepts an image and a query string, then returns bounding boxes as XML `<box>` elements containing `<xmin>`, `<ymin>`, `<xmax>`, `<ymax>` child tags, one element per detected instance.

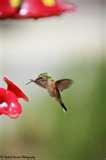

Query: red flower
<box><xmin>0</xmin><ymin>77</ymin><xmax>29</xmax><ymax>118</ymax></box>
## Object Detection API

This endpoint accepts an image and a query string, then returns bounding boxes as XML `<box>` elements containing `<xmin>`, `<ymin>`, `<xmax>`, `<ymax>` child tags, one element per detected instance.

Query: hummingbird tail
<box><xmin>60</xmin><ymin>101</ymin><xmax>67</xmax><ymax>112</ymax></box>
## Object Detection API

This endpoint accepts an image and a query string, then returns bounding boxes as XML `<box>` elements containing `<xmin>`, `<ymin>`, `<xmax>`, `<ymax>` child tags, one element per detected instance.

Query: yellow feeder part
<box><xmin>10</xmin><ymin>0</ymin><xmax>22</xmax><ymax>8</ymax></box>
<box><xmin>42</xmin><ymin>0</ymin><xmax>56</xmax><ymax>7</ymax></box>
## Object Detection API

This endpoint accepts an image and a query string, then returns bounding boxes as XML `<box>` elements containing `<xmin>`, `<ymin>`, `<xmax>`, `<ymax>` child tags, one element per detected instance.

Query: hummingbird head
<box><xmin>25</xmin><ymin>73</ymin><xmax>52</xmax><ymax>85</ymax></box>
<box><xmin>38</xmin><ymin>73</ymin><xmax>52</xmax><ymax>80</ymax></box>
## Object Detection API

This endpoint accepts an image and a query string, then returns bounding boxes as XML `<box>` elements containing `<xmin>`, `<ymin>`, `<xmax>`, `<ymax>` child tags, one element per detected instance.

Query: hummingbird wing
<box><xmin>56</xmin><ymin>79</ymin><xmax>73</xmax><ymax>92</ymax></box>
<box><xmin>35</xmin><ymin>77</ymin><xmax>48</xmax><ymax>89</ymax></box>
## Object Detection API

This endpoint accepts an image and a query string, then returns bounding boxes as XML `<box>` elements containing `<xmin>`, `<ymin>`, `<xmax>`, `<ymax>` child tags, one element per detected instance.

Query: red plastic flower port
<box><xmin>17</xmin><ymin>0</ymin><xmax>76</xmax><ymax>18</ymax></box>
<box><xmin>0</xmin><ymin>77</ymin><xmax>29</xmax><ymax>118</ymax></box>
<box><xmin>0</xmin><ymin>0</ymin><xmax>76</xmax><ymax>19</ymax></box>
<box><xmin>0</xmin><ymin>0</ymin><xmax>19</xmax><ymax>18</ymax></box>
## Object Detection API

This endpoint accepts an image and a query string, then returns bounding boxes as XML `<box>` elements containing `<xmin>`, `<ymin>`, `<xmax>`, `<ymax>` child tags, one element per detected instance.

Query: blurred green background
<box><xmin>0</xmin><ymin>0</ymin><xmax>105</xmax><ymax>160</ymax></box>
<box><xmin>0</xmin><ymin>58</ymin><xmax>105</xmax><ymax>160</ymax></box>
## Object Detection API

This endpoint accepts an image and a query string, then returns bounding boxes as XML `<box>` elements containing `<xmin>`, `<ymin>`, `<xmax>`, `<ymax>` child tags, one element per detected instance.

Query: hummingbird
<box><xmin>26</xmin><ymin>73</ymin><xmax>73</xmax><ymax>112</ymax></box>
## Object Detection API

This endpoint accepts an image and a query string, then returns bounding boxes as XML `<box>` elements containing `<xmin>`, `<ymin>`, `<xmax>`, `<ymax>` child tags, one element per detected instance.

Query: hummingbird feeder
<box><xmin>0</xmin><ymin>0</ymin><xmax>76</xmax><ymax>19</ymax></box>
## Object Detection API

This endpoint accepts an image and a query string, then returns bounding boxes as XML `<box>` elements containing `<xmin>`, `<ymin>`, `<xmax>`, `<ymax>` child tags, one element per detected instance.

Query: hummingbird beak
<box><xmin>25</xmin><ymin>79</ymin><xmax>35</xmax><ymax>85</ymax></box>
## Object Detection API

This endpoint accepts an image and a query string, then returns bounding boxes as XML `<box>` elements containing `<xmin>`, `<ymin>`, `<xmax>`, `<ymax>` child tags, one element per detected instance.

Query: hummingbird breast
<box><xmin>47</xmin><ymin>80</ymin><xmax>58</xmax><ymax>97</ymax></box>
